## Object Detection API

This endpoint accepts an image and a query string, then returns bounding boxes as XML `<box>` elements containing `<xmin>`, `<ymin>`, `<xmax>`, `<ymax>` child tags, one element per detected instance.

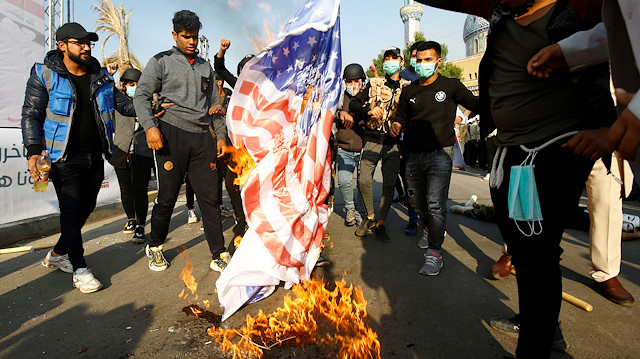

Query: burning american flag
<box><xmin>216</xmin><ymin>0</ymin><xmax>342</xmax><ymax>320</ymax></box>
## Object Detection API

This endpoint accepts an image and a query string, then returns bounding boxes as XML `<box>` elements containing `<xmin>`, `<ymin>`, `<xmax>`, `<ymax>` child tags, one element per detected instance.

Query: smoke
<box><xmin>190</xmin><ymin>0</ymin><xmax>298</xmax><ymax>57</ymax></box>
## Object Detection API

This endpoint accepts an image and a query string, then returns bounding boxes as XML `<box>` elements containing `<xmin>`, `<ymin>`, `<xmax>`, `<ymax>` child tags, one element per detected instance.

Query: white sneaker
<box><xmin>187</xmin><ymin>209</ymin><xmax>198</xmax><ymax>224</ymax></box>
<box><xmin>42</xmin><ymin>250</ymin><xmax>73</xmax><ymax>273</ymax></box>
<box><xmin>73</xmin><ymin>268</ymin><xmax>103</xmax><ymax>293</ymax></box>
<box><xmin>483</xmin><ymin>173</ymin><xmax>491</xmax><ymax>181</ymax></box>
<box><xmin>465</xmin><ymin>195</ymin><xmax>478</xmax><ymax>207</ymax></box>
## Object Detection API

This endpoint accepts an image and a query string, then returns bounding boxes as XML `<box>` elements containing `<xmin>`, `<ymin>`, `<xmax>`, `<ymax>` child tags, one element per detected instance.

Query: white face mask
<box><xmin>345</xmin><ymin>85</ymin><xmax>355</xmax><ymax>97</ymax></box>
<box><xmin>126</xmin><ymin>85</ymin><xmax>137</xmax><ymax>98</ymax></box>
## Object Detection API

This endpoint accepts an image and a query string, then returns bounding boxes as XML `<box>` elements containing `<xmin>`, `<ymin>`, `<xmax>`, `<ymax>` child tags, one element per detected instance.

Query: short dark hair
<box><xmin>415</xmin><ymin>41</ymin><xmax>442</xmax><ymax>58</ymax></box>
<box><xmin>173</xmin><ymin>10</ymin><xmax>202</xmax><ymax>33</ymax></box>
<box><xmin>410</xmin><ymin>41</ymin><xmax>426</xmax><ymax>53</ymax></box>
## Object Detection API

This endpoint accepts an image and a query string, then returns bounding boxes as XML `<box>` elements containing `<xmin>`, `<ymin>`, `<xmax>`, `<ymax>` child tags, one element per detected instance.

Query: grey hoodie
<box><xmin>134</xmin><ymin>47</ymin><xmax>226</xmax><ymax>140</ymax></box>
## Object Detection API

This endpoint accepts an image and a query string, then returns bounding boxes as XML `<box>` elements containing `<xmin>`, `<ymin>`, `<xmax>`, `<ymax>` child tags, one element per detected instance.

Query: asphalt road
<box><xmin>1</xmin><ymin>166</ymin><xmax>638</xmax><ymax>358</ymax></box>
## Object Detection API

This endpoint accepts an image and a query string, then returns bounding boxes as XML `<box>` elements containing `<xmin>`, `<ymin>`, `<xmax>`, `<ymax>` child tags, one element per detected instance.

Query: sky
<box><xmin>71</xmin><ymin>0</ymin><xmax>470</xmax><ymax>82</ymax></box>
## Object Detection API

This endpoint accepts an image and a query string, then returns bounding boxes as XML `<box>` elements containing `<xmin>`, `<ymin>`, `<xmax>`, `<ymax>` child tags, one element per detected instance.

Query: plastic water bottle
<box><xmin>34</xmin><ymin>152</ymin><xmax>52</xmax><ymax>192</ymax></box>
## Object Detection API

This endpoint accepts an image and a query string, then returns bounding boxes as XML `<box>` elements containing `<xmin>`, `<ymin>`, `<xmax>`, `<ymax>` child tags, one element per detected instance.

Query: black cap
<box><xmin>383</xmin><ymin>46</ymin><xmax>402</xmax><ymax>59</ymax></box>
<box><xmin>120</xmin><ymin>68</ymin><xmax>142</xmax><ymax>83</ymax></box>
<box><xmin>56</xmin><ymin>22</ymin><xmax>98</xmax><ymax>42</ymax></box>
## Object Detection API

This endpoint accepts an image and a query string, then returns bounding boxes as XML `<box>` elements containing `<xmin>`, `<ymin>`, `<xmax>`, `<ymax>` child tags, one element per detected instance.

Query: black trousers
<box><xmin>490</xmin><ymin>139</ymin><xmax>593</xmax><ymax>359</ymax></box>
<box><xmin>114</xmin><ymin>154</ymin><xmax>154</xmax><ymax>225</ymax></box>
<box><xmin>51</xmin><ymin>151</ymin><xmax>104</xmax><ymax>270</ymax></box>
<box><xmin>149</xmin><ymin>122</ymin><xmax>225</xmax><ymax>259</ymax></box>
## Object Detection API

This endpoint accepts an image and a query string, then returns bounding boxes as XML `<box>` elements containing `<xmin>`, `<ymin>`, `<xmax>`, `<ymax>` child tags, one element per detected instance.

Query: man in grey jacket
<box><xmin>133</xmin><ymin>10</ymin><xmax>229</xmax><ymax>272</ymax></box>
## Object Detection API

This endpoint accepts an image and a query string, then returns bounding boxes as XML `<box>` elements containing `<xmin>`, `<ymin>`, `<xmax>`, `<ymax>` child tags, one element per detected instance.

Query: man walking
<box><xmin>134</xmin><ymin>10</ymin><xmax>229</xmax><ymax>272</ymax></box>
<box><xmin>22</xmin><ymin>22</ymin><xmax>135</xmax><ymax>293</ymax></box>
<box><xmin>351</xmin><ymin>46</ymin><xmax>409</xmax><ymax>241</ymax></box>
<box><xmin>391</xmin><ymin>41</ymin><xmax>479</xmax><ymax>276</ymax></box>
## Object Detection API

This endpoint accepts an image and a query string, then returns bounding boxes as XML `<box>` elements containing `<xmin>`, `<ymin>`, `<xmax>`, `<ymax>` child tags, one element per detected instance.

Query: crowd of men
<box><xmin>20</xmin><ymin>1</ymin><xmax>639</xmax><ymax>358</ymax></box>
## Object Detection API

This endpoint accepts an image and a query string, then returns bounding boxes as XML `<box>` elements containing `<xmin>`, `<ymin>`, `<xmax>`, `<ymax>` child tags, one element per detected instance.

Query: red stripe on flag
<box><xmin>238</xmin><ymin>81</ymin><xmax>299</xmax><ymax>121</ymax></box>
<box><xmin>231</xmin><ymin>106</ymin><xmax>284</xmax><ymax>139</ymax></box>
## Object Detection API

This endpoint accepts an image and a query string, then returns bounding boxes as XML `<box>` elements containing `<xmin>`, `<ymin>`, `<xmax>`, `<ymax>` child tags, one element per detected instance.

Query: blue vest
<box><xmin>34</xmin><ymin>63</ymin><xmax>115</xmax><ymax>161</ymax></box>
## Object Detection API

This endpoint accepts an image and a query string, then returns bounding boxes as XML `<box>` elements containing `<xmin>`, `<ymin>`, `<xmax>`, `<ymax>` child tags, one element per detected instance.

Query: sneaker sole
<box><xmin>188</xmin><ymin>218</ymin><xmax>198</xmax><ymax>224</ymax></box>
<box><xmin>345</xmin><ymin>219</ymin><xmax>356</xmax><ymax>227</ymax></box>
<box><xmin>42</xmin><ymin>260</ymin><xmax>74</xmax><ymax>273</ymax></box>
<box><xmin>210</xmin><ymin>266</ymin><xmax>224</xmax><ymax>273</ymax></box>
<box><xmin>419</xmin><ymin>262</ymin><xmax>443</xmax><ymax>276</ymax></box>
<box><xmin>417</xmin><ymin>241</ymin><xmax>429</xmax><ymax>249</ymax></box>
<box><xmin>123</xmin><ymin>229</ymin><xmax>135</xmax><ymax>234</ymax></box>
<box><xmin>132</xmin><ymin>237</ymin><xmax>146</xmax><ymax>244</ymax></box>
<box><xmin>75</xmin><ymin>283</ymin><xmax>103</xmax><ymax>294</ymax></box>
<box><xmin>148</xmin><ymin>263</ymin><xmax>168</xmax><ymax>272</ymax></box>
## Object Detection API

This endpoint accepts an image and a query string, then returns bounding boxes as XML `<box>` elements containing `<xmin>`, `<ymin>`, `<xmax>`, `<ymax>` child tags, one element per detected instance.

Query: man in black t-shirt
<box><xmin>392</xmin><ymin>41</ymin><xmax>479</xmax><ymax>276</ymax></box>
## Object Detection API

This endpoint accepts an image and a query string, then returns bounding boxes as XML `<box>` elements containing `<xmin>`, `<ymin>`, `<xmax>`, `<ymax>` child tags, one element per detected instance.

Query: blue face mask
<box><xmin>410</xmin><ymin>58</ymin><xmax>416</xmax><ymax>69</ymax></box>
<box><xmin>508</xmin><ymin>164</ymin><xmax>543</xmax><ymax>236</ymax></box>
<box><xmin>415</xmin><ymin>61</ymin><xmax>438</xmax><ymax>79</ymax></box>
<box><xmin>383</xmin><ymin>60</ymin><xmax>400</xmax><ymax>75</ymax></box>
<box><xmin>126</xmin><ymin>85</ymin><xmax>136</xmax><ymax>98</ymax></box>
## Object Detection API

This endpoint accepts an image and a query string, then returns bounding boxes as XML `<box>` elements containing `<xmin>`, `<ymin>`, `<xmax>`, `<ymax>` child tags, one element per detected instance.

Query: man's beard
<box><xmin>69</xmin><ymin>51</ymin><xmax>92</xmax><ymax>66</ymax></box>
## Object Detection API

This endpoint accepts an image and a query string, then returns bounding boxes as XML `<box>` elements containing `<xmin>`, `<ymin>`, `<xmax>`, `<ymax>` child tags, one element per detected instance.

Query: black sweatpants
<box><xmin>149</xmin><ymin>121</ymin><xmax>225</xmax><ymax>259</ymax></box>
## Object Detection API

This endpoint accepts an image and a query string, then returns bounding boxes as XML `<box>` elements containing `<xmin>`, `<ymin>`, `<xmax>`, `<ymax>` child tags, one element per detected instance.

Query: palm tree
<box><xmin>92</xmin><ymin>0</ymin><xmax>142</xmax><ymax>72</ymax></box>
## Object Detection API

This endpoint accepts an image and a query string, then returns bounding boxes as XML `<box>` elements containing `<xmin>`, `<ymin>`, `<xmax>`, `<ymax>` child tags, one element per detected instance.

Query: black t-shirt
<box><xmin>68</xmin><ymin>72</ymin><xmax>102</xmax><ymax>153</ymax></box>
<box><xmin>394</xmin><ymin>75</ymin><xmax>479</xmax><ymax>153</ymax></box>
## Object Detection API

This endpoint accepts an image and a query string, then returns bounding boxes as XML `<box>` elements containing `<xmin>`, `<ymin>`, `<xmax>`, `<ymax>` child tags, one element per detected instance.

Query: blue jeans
<box><xmin>406</xmin><ymin>147</ymin><xmax>453</xmax><ymax>250</ymax></box>
<box><xmin>50</xmin><ymin>151</ymin><xmax>105</xmax><ymax>270</ymax></box>
<box><xmin>336</xmin><ymin>148</ymin><xmax>361</xmax><ymax>214</ymax></box>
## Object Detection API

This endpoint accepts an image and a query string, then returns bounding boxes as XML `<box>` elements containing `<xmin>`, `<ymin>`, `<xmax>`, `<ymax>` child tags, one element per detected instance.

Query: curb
<box><xmin>0</xmin><ymin>190</ymin><xmax>159</xmax><ymax>248</ymax></box>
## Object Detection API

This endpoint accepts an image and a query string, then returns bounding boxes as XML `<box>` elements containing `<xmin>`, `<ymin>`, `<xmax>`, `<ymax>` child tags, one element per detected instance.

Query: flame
<box><xmin>226</xmin><ymin>143</ymin><xmax>256</xmax><ymax>186</ymax></box>
<box><xmin>233</xmin><ymin>235</ymin><xmax>243</xmax><ymax>249</ymax></box>
<box><xmin>178</xmin><ymin>247</ymin><xmax>198</xmax><ymax>301</ymax></box>
<box><xmin>177</xmin><ymin>247</ymin><xmax>212</xmax><ymax>311</ymax></box>
<box><xmin>207</xmin><ymin>279</ymin><xmax>381</xmax><ymax>358</ymax></box>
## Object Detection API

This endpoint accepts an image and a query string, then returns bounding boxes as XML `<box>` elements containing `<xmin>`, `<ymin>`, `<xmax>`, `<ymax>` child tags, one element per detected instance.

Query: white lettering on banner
<box><xmin>0</xmin><ymin>129</ymin><xmax>121</xmax><ymax>225</ymax></box>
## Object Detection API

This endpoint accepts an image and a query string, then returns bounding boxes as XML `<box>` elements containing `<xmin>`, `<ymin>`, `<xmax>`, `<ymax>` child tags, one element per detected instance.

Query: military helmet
<box><xmin>343</xmin><ymin>63</ymin><xmax>366</xmax><ymax>81</ymax></box>
<box><xmin>237</xmin><ymin>54</ymin><xmax>256</xmax><ymax>76</ymax></box>
<box><xmin>120</xmin><ymin>68</ymin><xmax>142</xmax><ymax>83</ymax></box>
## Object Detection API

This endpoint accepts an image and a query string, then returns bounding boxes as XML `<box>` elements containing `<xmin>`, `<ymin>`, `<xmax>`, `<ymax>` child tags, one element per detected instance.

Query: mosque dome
<box><xmin>463</xmin><ymin>15</ymin><xmax>489</xmax><ymax>57</ymax></box>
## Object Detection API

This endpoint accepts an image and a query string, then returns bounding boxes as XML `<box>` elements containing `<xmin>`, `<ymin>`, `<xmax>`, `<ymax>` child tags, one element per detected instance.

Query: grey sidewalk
<box><xmin>0</xmin><ymin>167</ymin><xmax>638</xmax><ymax>358</ymax></box>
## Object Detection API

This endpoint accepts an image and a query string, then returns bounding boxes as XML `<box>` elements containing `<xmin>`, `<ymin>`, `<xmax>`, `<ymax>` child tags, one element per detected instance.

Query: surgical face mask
<box><xmin>508</xmin><ymin>159</ymin><xmax>543</xmax><ymax>236</ymax></box>
<box><xmin>345</xmin><ymin>85</ymin><xmax>355</xmax><ymax>97</ymax></box>
<box><xmin>126</xmin><ymin>85</ymin><xmax>136</xmax><ymax>98</ymax></box>
<box><xmin>410</xmin><ymin>58</ymin><xmax>417</xmax><ymax>68</ymax></box>
<box><xmin>383</xmin><ymin>60</ymin><xmax>400</xmax><ymax>75</ymax></box>
<box><xmin>415</xmin><ymin>60</ymin><xmax>440</xmax><ymax>79</ymax></box>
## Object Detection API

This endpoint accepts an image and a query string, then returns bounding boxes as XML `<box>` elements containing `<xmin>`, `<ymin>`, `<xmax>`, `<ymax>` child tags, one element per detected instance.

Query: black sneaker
<box><xmin>405</xmin><ymin>221</ymin><xmax>418</xmax><ymax>236</ymax></box>
<box><xmin>123</xmin><ymin>219</ymin><xmax>136</xmax><ymax>234</ymax></box>
<box><xmin>375</xmin><ymin>225</ymin><xmax>391</xmax><ymax>242</ymax></box>
<box><xmin>489</xmin><ymin>315</ymin><xmax>568</xmax><ymax>351</ymax></box>
<box><xmin>355</xmin><ymin>217</ymin><xmax>376</xmax><ymax>237</ymax></box>
<box><xmin>132</xmin><ymin>225</ymin><xmax>145</xmax><ymax>244</ymax></box>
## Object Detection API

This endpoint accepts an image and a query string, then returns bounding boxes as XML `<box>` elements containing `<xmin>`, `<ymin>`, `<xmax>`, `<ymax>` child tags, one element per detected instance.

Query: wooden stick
<box><xmin>562</xmin><ymin>292</ymin><xmax>593</xmax><ymax>312</ymax></box>
<box><xmin>510</xmin><ymin>269</ymin><xmax>593</xmax><ymax>312</ymax></box>
<box><xmin>0</xmin><ymin>244</ymin><xmax>55</xmax><ymax>255</ymax></box>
